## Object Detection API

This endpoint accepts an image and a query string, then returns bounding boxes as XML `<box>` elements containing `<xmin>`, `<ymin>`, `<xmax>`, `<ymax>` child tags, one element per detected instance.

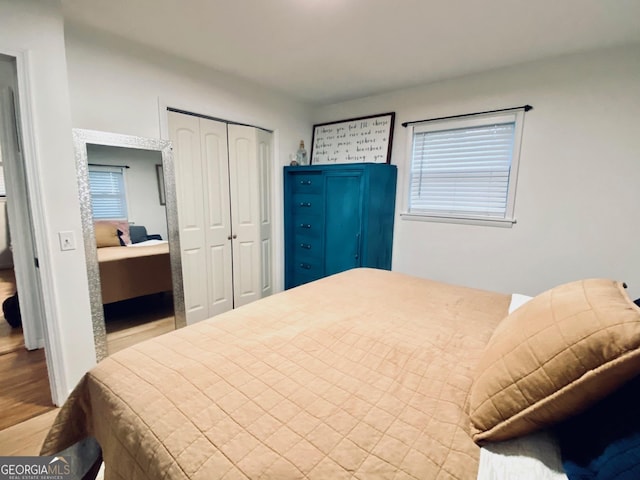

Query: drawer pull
<box><xmin>300</xmin><ymin>263</ymin><xmax>311</xmax><ymax>270</ymax></box>
<box><xmin>300</xmin><ymin>223</ymin><xmax>312</xmax><ymax>229</ymax></box>
<box><xmin>300</xmin><ymin>243</ymin><xmax>312</xmax><ymax>250</ymax></box>
<box><xmin>299</xmin><ymin>202</ymin><xmax>312</xmax><ymax>207</ymax></box>
<box><xmin>300</xmin><ymin>180</ymin><xmax>312</xmax><ymax>185</ymax></box>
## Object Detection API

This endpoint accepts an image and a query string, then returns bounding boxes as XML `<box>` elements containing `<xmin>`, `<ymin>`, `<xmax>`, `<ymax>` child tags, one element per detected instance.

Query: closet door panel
<box><xmin>236</xmin><ymin>239</ymin><xmax>258</xmax><ymax>298</ymax></box>
<box><xmin>228</xmin><ymin>124</ymin><xmax>260</xmax><ymax>307</ymax></box>
<box><xmin>200</xmin><ymin>118</ymin><xmax>233</xmax><ymax>316</ymax></box>
<box><xmin>231</xmin><ymin>137</ymin><xmax>258</xmax><ymax>225</ymax></box>
<box><xmin>168</xmin><ymin>111</ymin><xmax>209</xmax><ymax>323</ymax></box>
<box><xmin>209</xmin><ymin>244</ymin><xmax>231</xmax><ymax>305</ymax></box>
<box><xmin>182</xmin><ymin>248</ymin><xmax>208</xmax><ymax>319</ymax></box>
<box><xmin>261</xmin><ymin>238</ymin><xmax>272</xmax><ymax>295</ymax></box>
<box><xmin>257</xmin><ymin>129</ymin><xmax>273</xmax><ymax>296</ymax></box>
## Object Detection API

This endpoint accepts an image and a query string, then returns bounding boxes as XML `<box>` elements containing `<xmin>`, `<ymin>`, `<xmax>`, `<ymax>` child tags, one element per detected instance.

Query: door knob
<box><xmin>227</xmin><ymin>234</ymin><xmax>238</xmax><ymax>240</ymax></box>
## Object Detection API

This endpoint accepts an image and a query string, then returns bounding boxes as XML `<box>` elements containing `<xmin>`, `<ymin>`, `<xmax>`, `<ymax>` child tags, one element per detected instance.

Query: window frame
<box><xmin>402</xmin><ymin>109</ymin><xmax>525</xmax><ymax>227</ymax></box>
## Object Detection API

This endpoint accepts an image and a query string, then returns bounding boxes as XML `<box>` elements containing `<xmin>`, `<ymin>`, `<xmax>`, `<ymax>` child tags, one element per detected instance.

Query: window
<box><xmin>406</xmin><ymin>110</ymin><xmax>525</xmax><ymax>226</ymax></box>
<box><xmin>88</xmin><ymin>166</ymin><xmax>128</xmax><ymax>219</ymax></box>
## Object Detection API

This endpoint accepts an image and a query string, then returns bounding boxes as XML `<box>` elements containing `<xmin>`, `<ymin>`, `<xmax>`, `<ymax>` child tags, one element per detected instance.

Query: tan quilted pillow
<box><xmin>469</xmin><ymin>278</ymin><xmax>640</xmax><ymax>443</ymax></box>
<box><xmin>94</xmin><ymin>221</ymin><xmax>121</xmax><ymax>248</ymax></box>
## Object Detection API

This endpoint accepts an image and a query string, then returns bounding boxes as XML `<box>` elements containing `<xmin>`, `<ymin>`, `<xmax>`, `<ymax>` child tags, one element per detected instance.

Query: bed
<box><xmin>93</xmin><ymin>221</ymin><xmax>172</xmax><ymax>304</ymax></box>
<box><xmin>40</xmin><ymin>268</ymin><xmax>640</xmax><ymax>479</ymax></box>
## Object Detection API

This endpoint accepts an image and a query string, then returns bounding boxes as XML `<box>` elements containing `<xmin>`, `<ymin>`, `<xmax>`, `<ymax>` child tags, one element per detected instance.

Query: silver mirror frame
<box><xmin>73</xmin><ymin>128</ymin><xmax>186</xmax><ymax>361</ymax></box>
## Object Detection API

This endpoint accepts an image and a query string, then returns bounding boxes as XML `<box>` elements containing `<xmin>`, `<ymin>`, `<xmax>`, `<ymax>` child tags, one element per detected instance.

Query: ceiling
<box><xmin>61</xmin><ymin>0</ymin><xmax>640</xmax><ymax>106</ymax></box>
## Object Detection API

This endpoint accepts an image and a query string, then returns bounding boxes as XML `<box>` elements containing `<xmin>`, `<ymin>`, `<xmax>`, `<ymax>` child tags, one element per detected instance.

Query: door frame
<box><xmin>0</xmin><ymin>48</ymin><xmax>66</xmax><ymax>405</ymax></box>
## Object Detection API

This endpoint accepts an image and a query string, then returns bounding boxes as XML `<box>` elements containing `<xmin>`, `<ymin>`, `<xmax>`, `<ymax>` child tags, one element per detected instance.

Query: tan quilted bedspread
<box><xmin>42</xmin><ymin>268</ymin><xmax>509</xmax><ymax>479</ymax></box>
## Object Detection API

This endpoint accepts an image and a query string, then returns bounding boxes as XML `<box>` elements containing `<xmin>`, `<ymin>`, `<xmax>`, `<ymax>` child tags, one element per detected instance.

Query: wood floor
<box><xmin>0</xmin><ymin>272</ymin><xmax>176</xmax><ymax>456</ymax></box>
<box><xmin>0</xmin><ymin>268</ymin><xmax>53</xmax><ymax>433</ymax></box>
<box><xmin>104</xmin><ymin>293</ymin><xmax>175</xmax><ymax>354</ymax></box>
<box><xmin>0</xmin><ymin>408</ymin><xmax>58</xmax><ymax>456</ymax></box>
<box><xmin>0</xmin><ymin>269</ymin><xmax>22</xmax><ymax>355</ymax></box>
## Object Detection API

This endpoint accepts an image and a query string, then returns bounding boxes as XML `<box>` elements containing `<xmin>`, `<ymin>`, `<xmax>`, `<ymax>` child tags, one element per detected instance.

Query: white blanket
<box><xmin>477</xmin><ymin>430</ymin><xmax>568</xmax><ymax>480</ymax></box>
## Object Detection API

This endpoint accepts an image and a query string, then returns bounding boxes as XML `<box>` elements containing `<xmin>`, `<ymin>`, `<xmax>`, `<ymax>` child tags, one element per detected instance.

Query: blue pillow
<box><xmin>129</xmin><ymin>225</ymin><xmax>148</xmax><ymax>244</ymax></box>
<box><xmin>556</xmin><ymin>375</ymin><xmax>640</xmax><ymax>480</ymax></box>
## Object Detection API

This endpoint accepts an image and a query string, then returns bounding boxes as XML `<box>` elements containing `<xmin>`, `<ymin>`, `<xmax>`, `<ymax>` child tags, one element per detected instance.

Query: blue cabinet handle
<box><xmin>300</xmin><ymin>180</ymin><xmax>312</xmax><ymax>185</ymax></box>
<box><xmin>300</xmin><ymin>263</ymin><xmax>311</xmax><ymax>270</ymax></box>
<box><xmin>300</xmin><ymin>243</ymin><xmax>311</xmax><ymax>250</ymax></box>
<box><xmin>300</xmin><ymin>223</ymin><xmax>311</xmax><ymax>229</ymax></box>
<box><xmin>299</xmin><ymin>202</ymin><xmax>312</xmax><ymax>207</ymax></box>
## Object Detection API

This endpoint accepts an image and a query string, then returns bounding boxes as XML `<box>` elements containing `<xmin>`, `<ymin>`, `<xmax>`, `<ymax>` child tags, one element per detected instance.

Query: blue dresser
<box><xmin>284</xmin><ymin>163</ymin><xmax>397</xmax><ymax>289</ymax></box>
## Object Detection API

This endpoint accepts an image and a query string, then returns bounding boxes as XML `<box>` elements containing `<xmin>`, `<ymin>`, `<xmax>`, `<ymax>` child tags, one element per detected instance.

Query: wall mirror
<box><xmin>74</xmin><ymin>129</ymin><xmax>185</xmax><ymax>361</ymax></box>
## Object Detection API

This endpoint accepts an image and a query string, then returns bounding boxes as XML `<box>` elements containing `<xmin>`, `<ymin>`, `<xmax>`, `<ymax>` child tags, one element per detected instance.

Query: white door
<box><xmin>257</xmin><ymin>128</ymin><xmax>273</xmax><ymax>298</ymax></box>
<box><xmin>169</xmin><ymin>112</ymin><xmax>235</xmax><ymax>323</ymax></box>
<box><xmin>168</xmin><ymin>112</ymin><xmax>210</xmax><ymax>323</ymax></box>
<box><xmin>228</xmin><ymin>124</ymin><xmax>261</xmax><ymax>308</ymax></box>
<box><xmin>169</xmin><ymin>111</ymin><xmax>273</xmax><ymax>321</ymax></box>
<box><xmin>200</xmin><ymin>118</ymin><xmax>233</xmax><ymax>316</ymax></box>
<box><xmin>0</xmin><ymin>87</ymin><xmax>46</xmax><ymax>350</ymax></box>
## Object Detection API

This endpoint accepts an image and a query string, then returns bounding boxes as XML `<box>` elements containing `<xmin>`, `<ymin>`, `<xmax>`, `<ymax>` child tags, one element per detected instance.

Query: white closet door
<box><xmin>257</xmin><ymin>128</ymin><xmax>273</xmax><ymax>297</ymax></box>
<box><xmin>168</xmin><ymin>111</ymin><xmax>209</xmax><ymax>323</ymax></box>
<box><xmin>170</xmin><ymin>111</ymin><xmax>272</xmax><ymax>320</ymax></box>
<box><xmin>200</xmin><ymin>117</ymin><xmax>233</xmax><ymax>316</ymax></box>
<box><xmin>228</xmin><ymin>124</ymin><xmax>261</xmax><ymax>308</ymax></box>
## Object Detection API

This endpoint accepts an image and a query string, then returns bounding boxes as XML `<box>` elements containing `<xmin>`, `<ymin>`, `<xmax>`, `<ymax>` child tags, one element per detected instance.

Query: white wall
<box><xmin>64</xmin><ymin>25</ymin><xmax>314</xmax><ymax>291</ymax></box>
<box><xmin>314</xmin><ymin>45</ymin><xmax>640</xmax><ymax>299</ymax></box>
<box><xmin>0</xmin><ymin>0</ymin><xmax>96</xmax><ymax>402</ymax></box>
<box><xmin>86</xmin><ymin>144</ymin><xmax>168</xmax><ymax>240</ymax></box>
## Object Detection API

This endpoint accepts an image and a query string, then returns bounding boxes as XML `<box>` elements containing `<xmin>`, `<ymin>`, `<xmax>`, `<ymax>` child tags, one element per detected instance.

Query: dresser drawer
<box><xmin>290</xmin><ymin>193</ymin><xmax>323</xmax><ymax>216</ymax></box>
<box><xmin>292</xmin><ymin>215</ymin><xmax>323</xmax><ymax>238</ymax></box>
<box><xmin>291</xmin><ymin>258</ymin><xmax>323</xmax><ymax>278</ymax></box>
<box><xmin>294</xmin><ymin>235</ymin><xmax>322</xmax><ymax>259</ymax></box>
<box><xmin>290</xmin><ymin>172</ymin><xmax>323</xmax><ymax>194</ymax></box>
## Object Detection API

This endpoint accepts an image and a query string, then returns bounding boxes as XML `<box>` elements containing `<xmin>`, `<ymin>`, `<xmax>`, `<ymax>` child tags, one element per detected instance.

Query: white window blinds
<box><xmin>408</xmin><ymin>111</ymin><xmax>524</xmax><ymax>223</ymax></box>
<box><xmin>88</xmin><ymin>166</ymin><xmax>128</xmax><ymax>219</ymax></box>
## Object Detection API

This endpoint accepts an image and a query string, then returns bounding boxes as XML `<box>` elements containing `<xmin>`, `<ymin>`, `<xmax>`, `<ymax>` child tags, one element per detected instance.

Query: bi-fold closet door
<box><xmin>168</xmin><ymin>111</ymin><xmax>272</xmax><ymax>324</ymax></box>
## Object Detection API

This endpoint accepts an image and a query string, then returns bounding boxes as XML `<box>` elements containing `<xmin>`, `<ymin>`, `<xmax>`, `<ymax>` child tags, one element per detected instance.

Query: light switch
<box><xmin>58</xmin><ymin>231</ymin><xmax>76</xmax><ymax>251</ymax></box>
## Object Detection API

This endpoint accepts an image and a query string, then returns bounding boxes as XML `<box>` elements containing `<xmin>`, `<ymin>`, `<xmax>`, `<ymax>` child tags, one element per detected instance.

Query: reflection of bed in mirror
<box><xmin>94</xmin><ymin>220</ymin><xmax>172</xmax><ymax>304</ymax></box>
<box><xmin>97</xmin><ymin>242</ymin><xmax>172</xmax><ymax>304</ymax></box>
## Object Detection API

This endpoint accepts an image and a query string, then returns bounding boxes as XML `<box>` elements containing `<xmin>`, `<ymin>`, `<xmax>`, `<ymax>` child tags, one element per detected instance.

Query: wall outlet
<box><xmin>58</xmin><ymin>231</ymin><xmax>76</xmax><ymax>251</ymax></box>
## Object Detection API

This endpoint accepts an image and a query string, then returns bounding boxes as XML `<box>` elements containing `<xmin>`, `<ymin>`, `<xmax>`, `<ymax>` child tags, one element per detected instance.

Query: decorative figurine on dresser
<box><xmin>283</xmin><ymin>163</ymin><xmax>397</xmax><ymax>289</ymax></box>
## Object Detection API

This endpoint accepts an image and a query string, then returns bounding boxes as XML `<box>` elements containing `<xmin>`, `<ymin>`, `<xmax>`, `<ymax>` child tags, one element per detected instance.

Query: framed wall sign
<box><xmin>310</xmin><ymin>112</ymin><xmax>395</xmax><ymax>165</ymax></box>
